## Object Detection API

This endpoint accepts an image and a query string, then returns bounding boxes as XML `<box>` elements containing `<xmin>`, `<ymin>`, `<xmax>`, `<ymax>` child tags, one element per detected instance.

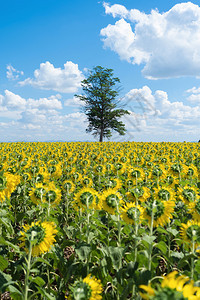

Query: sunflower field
<box><xmin>1</xmin><ymin>141</ymin><xmax>200</xmax><ymax>299</ymax></box>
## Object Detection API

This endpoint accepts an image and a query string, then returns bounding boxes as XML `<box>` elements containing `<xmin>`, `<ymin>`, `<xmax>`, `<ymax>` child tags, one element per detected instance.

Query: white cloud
<box><xmin>20</xmin><ymin>109</ymin><xmax>47</xmax><ymax>124</ymax></box>
<box><xmin>27</xmin><ymin>95</ymin><xmax>62</xmax><ymax>110</ymax></box>
<box><xmin>103</xmin><ymin>2</ymin><xmax>129</xmax><ymax>18</ymax></box>
<box><xmin>118</xmin><ymin>85</ymin><xmax>200</xmax><ymax>141</ymax></box>
<box><xmin>186</xmin><ymin>87</ymin><xmax>200</xmax><ymax>94</ymax></box>
<box><xmin>101</xmin><ymin>2</ymin><xmax>200</xmax><ymax>79</ymax></box>
<box><xmin>22</xmin><ymin>124</ymin><xmax>42</xmax><ymax>130</ymax></box>
<box><xmin>6</xmin><ymin>65</ymin><xmax>24</xmax><ymax>80</ymax></box>
<box><xmin>3</xmin><ymin>90</ymin><xmax>26</xmax><ymax>110</ymax></box>
<box><xmin>64</xmin><ymin>96</ymin><xmax>83</xmax><ymax>107</ymax></box>
<box><xmin>186</xmin><ymin>86</ymin><xmax>200</xmax><ymax>103</ymax></box>
<box><xmin>19</xmin><ymin>61</ymin><xmax>84</xmax><ymax>93</ymax></box>
<box><xmin>0</xmin><ymin>90</ymin><xmax>63</xmax><ymax>112</ymax></box>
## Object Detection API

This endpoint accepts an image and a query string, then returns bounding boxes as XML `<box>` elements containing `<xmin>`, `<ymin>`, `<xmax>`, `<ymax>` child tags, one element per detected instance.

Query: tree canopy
<box><xmin>75</xmin><ymin>66</ymin><xmax>130</xmax><ymax>142</ymax></box>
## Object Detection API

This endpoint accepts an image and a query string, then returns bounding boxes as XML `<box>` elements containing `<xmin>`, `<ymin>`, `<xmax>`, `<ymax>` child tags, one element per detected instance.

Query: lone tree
<box><xmin>75</xmin><ymin>66</ymin><xmax>130</xmax><ymax>142</ymax></box>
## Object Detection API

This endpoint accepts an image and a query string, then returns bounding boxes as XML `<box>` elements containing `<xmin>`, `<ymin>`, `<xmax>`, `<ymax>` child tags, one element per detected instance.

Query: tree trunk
<box><xmin>99</xmin><ymin>129</ymin><xmax>103</xmax><ymax>142</ymax></box>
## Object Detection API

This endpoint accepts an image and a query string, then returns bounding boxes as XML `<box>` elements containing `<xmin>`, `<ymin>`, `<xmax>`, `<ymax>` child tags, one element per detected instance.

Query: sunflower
<box><xmin>180</xmin><ymin>220</ymin><xmax>200</xmax><ymax>249</ymax></box>
<box><xmin>20</xmin><ymin>221</ymin><xmax>57</xmax><ymax>256</ymax></box>
<box><xmin>126</xmin><ymin>186</ymin><xmax>151</xmax><ymax>203</ymax></box>
<box><xmin>184</xmin><ymin>165</ymin><xmax>198</xmax><ymax>179</ymax></box>
<box><xmin>120</xmin><ymin>202</ymin><xmax>144</xmax><ymax>225</ymax></box>
<box><xmin>71</xmin><ymin>172</ymin><xmax>82</xmax><ymax>183</ymax></box>
<box><xmin>74</xmin><ymin>187</ymin><xmax>100</xmax><ymax>210</ymax></box>
<box><xmin>81</xmin><ymin>176</ymin><xmax>93</xmax><ymax>188</ymax></box>
<box><xmin>70</xmin><ymin>274</ymin><xmax>103</xmax><ymax>300</ymax></box>
<box><xmin>101</xmin><ymin>189</ymin><xmax>123</xmax><ymax>215</ymax></box>
<box><xmin>29</xmin><ymin>183</ymin><xmax>48</xmax><ymax>205</ymax></box>
<box><xmin>62</xmin><ymin>180</ymin><xmax>76</xmax><ymax>194</ymax></box>
<box><xmin>154</xmin><ymin>186</ymin><xmax>175</xmax><ymax>202</ymax></box>
<box><xmin>188</xmin><ymin>198</ymin><xmax>200</xmax><ymax>221</ymax></box>
<box><xmin>93</xmin><ymin>164</ymin><xmax>106</xmax><ymax>175</ymax></box>
<box><xmin>104</xmin><ymin>163</ymin><xmax>114</xmax><ymax>173</ymax></box>
<box><xmin>35</xmin><ymin>168</ymin><xmax>49</xmax><ymax>183</ymax></box>
<box><xmin>177</xmin><ymin>185</ymin><xmax>199</xmax><ymax>204</ymax></box>
<box><xmin>104</xmin><ymin>178</ymin><xmax>122</xmax><ymax>190</ymax></box>
<box><xmin>45</xmin><ymin>182</ymin><xmax>62</xmax><ymax>206</ymax></box>
<box><xmin>161</xmin><ymin>175</ymin><xmax>178</xmax><ymax>187</ymax></box>
<box><xmin>124</xmin><ymin>178</ymin><xmax>135</xmax><ymax>190</ymax></box>
<box><xmin>128</xmin><ymin>167</ymin><xmax>145</xmax><ymax>183</ymax></box>
<box><xmin>0</xmin><ymin>172</ymin><xmax>20</xmax><ymax>201</ymax></box>
<box><xmin>143</xmin><ymin>199</ymin><xmax>175</xmax><ymax>227</ymax></box>
<box><xmin>140</xmin><ymin>271</ymin><xmax>200</xmax><ymax>300</ymax></box>
<box><xmin>151</xmin><ymin>165</ymin><xmax>167</xmax><ymax>180</ymax></box>
<box><xmin>169</xmin><ymin>162</ymin><xmax>188</xmax><ymax>179</ymax></box>
<box><xmin>113</xmin><ymin>162</ymin><xmax>126</xmax><ymax>175</ymax></box>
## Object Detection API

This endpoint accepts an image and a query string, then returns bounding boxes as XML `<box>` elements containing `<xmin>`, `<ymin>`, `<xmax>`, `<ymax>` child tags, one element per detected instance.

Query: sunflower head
<box><xmin>74</xmin><ymin>188</ymin><xmax>100</xmax><ymax>210</ymax></box>
<box><xmin>63</xmin><ymin>180</ymin><xmax>75</xmax><ymax>194</ymax></box>
<box><xmin>70</xmin><ymin>274</ymin><xmax>103</xmax><ymax>300</ymax></box>
<box><xmin>188</xmin><ymin>198</ymin><xmax>200</xmax><ymax>221</ymax></box>
<box><xmin>178</xmin><ymin>186</ymin><xmax>198</xmax><ymax>204</ymax></box>
<box><xmin>180</xmin><ymin>220</ymin><xmax>200</xmax><ymax>248</ymax></box>
<box><xmin>120</xmin><ymin>202</ymin><xmax>144</xmax><ymax>225</ymax></box>
<box><xmin>45</xmin><ymin>182</ymin><xmax>62</xmax><ymax>206</ymax></box>
<box><xmin>154</xmin><ymin>187</ymin><xmax>175</xmax><ymax>201</ymax></box>
<box><xmin>101</xmin><ymin>189</ymin><xmax>123</xmax><ymax>215</ymax></box>
<box><xmin>20</xmin><ymin>221</ymin><xmax>57</xmax><ymax>256</ymax></box>
<box><xmin>144</xmin><ymin>199</ymin><xmax>174</xmax><ymax>227</ymax></box>
<box><xmin>29</xmin><ymin>183</ymin><xmax>47</xmax><ymax>205</ymax></box>
<box><xmin>140</xmin><ymin>271</ymin><xmax>200</xmax><ymax>300</ymax></box>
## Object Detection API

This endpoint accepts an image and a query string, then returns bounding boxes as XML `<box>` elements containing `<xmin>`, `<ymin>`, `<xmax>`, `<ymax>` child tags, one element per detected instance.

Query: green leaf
<box><xmin>155</xmin><ymin>241</ymin><xmax>167</xmax><ymax>255</ymax></box>
<box><xmin>32</xmin><ymin>276</ymin><xmax>46</xmax><ymax>287</ymax></box>
<box><xmin>32</xmin><ymin>257</ymin><xmax>52</xmax><ymax>267</ymax></box>
<box><xmin>75</xmin><ymin>244</ymin><xmax>91</xmax><ymax>261</ymax></box>
<box><xmin>108</xmin><ymin>246</ymin><xmax>124</xmax><ymax>270</ymax></box>
<box><xmin>29</xmin><ymin>269</ymin><xmax>40</xmax><ymax>274</ymax></box>
<box><xmin>134</xmin><ymin>269</ymin><xmax>151</xmax><ymax>287</ymax></box>
<box><xmin>167</xmin><ymin>228</ymin><xmax>179</xmax><ymax>236</ymax></box>
<box><xmin>126</xmin><ymin>261</ymin><xmax>138</xmax><ymax>278</ymax></box>
<box><xmin>0</xmin><ymin>237</ymin><xmax>20</xmax><ymax>252</ymax></box>
<box><xmin>0</xmin><ymin>217</ymin><xmax>13</xmax><ymax>235</ymax></box>
<box><xmin>171</xmin><ymin>251</ymin><xmax>184</xmax><ymax>259</ymax></box>
<box><xmin>195</xmin><ymin>260</ymin><xmax>200</xmax><ymax>273</ymax></box>
<box><xmin>156</xmin><ymin>227</ymin><xmax>168</xmax><ymax>235</ymax></box>
<box><xmin>0</xmin><ymin>270</ymin><xmax>12</xmax><ymax>293</ymax></box>
<box><xmin>142</xmin><ymin>235</ymin><xmax>156</xmax><ymax>245</ymax></box>
<box><xmin>36</xmin><ymin>287</ymin><xmax>56</xmax><ymax>300</ymax></box>
<box><xmin>0</xmin><ymin>256</ymin><xmax>8</xmax><ymax>271</ymax></box>
<box><xmin>8</xmin><ymin>285</ymin><xmax>23</xmax><ymax>300</ymax></box>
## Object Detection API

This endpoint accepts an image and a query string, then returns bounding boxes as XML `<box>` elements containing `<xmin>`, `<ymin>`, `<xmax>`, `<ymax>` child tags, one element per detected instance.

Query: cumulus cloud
<box><xmin>27</xmin><ymin>95</ymin><xmax>62</xmax><ymax>110</ymax></box>
<box><xmin>118</xmin><ymin>85</ymin><xmax>200</xmax><ymax>141</ymax></box>
<box><xmin>64</xmin><ymin>96</ymin><xmax>83</xmax><ymax>107</ymax></box>
<box><xmin>19</xmin><ymin>61</ymin><xmax>84</xmax><ymax>93</ymax></box>
<box><xmin>101</xmin><ymin>2</ymin><xmax>200</xmax><ymax>79</ymax></box>
<box><xmin>186</xmin><ymin>86</ymin><xmax>200</xmax><ymax>103</ymax></box>
<box><xmin>3</xmin><ymin>90</ymin><xmax>26</xmax><ymax>110</ymax></box>
<box><xmin>0</xmin><ymin>89</ymin><xmax>89</xmax><ymax>141</ymax></box>
<box><xmin>0</xmin><ymin>90</ymin><xmax>63</xmax><ymax>112</ymax></box>
<box><xmin>6</xmin><ymin>65</ymin><xmax>24</xmax><ymax>80</ymax></box>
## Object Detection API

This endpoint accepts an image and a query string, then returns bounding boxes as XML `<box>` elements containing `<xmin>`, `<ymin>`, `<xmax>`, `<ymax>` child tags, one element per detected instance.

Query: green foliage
<box><xmin>75</xmin><ymin>66</ymin><xmax>130</xmax><ymax>141</ymax></box>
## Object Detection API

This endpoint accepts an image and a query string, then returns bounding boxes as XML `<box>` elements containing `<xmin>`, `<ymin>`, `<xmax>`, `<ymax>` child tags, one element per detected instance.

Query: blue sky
<box><xmin>0</xmin><ymin>0</ymin><xmax>200</xmax><ymax>142</ymax></box>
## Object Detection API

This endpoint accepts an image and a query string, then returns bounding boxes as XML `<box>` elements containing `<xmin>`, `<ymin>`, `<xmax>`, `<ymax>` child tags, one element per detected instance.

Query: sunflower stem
<box><xmin>134</xmin><ymin>197</ymin><xmax>140</xmax><ymax>263</ymax></box>
<box><xmin>98</xmin><ymin>174</ymin><xmax>101</xmax><ymax>192</ymax></box>
<box><xmin>191</xmin><ymin>236</ymin><xmax>195</xmax><ymax>280</ymax></box>
<box><xmin>24</xmin><ymin>232</ymin><xmax>33</xmax><ymax>300</ymax></box>
<box><xmin>148</xmin><ymin>201</ymin><xmax>155</xmax><ymax>271</ymax></box>
<box><xmin>65</xmin><ymin>192</ymin><xmax>69</xmax><ymax>223</ymax></box>
<box><xmin>86</xmin><ymin>196</ymin><xmax>90</xmax><ymax>274</ymax></box>
<box><xmin>47</xmin><ymin>196</ymin><xmax>51</xmax><ymax>218</ymax></box>
<box><xmin>116</xmin><ymin>199</ymin><xmax>121</xmax><ymax>248</ymax></box>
